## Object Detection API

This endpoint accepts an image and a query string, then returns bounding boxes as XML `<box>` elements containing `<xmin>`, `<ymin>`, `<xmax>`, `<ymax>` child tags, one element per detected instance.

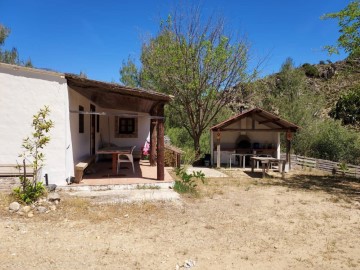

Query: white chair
<box><xmin>117</xmin><ymin>146</ymin><xmax>136</xmax><ymax>174</ymax></box>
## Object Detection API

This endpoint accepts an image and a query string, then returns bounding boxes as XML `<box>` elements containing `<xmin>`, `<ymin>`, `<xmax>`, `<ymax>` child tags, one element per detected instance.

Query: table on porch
<box><xmin>96</xmin><ymin>146</ymin><xmax>133</xmax><ymax>175</ymax></box>
<box><xmin>250</xmin><ymin>156</ymin><xmax>286</xmax><ymax>178</ymax></box>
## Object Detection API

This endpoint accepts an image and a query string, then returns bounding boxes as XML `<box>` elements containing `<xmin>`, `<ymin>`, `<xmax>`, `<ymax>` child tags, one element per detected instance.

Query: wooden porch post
<box><xmin>157</xmin><ymin>104</ymin><xmax>165</xmax><ymax>180</ymax></box>
<box><xmin>216</xmin><ymin>129</ymin><xmax>221</xmax><ymax>168</ymax></box>
<box><xmin>150</xmin><ymin>119</ymin><xmax>157</xmax><ymax>166</ymax></box>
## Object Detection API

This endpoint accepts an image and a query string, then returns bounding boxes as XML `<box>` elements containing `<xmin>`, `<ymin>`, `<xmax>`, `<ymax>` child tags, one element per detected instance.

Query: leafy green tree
<box><xmin>14</xmin><ymin>106</ymin><xmax>54</xmax><ymax>204</ymax></box>
<box><xmin>329</xmin><ymin>85</ymin><xmax>360</xmax><ymax>126</ymax></box>
<box><xmin>121</xmin><ymin>8</ymin><xmax>255</xmax><ymax>156</ymax></box>
<box><xmin>322</xmin><ymin>1</ymin><xmax>360</xmax><ymax>58</ymax></box>
<box><xmin>0</xmin><ymin>24</ymin><xmax>32</xmax><ymax>66</ymax></box>
<box><xmin>119</xmin><ymin>56</ymin><xmax>142</xmax><ymax>87</ymax></box>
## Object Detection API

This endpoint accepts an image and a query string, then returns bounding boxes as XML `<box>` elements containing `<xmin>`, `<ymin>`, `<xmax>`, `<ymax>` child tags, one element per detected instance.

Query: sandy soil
<box><xmin>0</xmin><ymin>169</ymin><xmax>359</xmax><ymax>270</ymax></box>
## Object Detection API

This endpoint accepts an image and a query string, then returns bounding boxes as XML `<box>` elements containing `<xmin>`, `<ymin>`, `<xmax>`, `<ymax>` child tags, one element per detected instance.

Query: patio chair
<box><xmin>117</xmin><ymin>146</ymin><xmax>136</xmax><ymax>174</ymax></box>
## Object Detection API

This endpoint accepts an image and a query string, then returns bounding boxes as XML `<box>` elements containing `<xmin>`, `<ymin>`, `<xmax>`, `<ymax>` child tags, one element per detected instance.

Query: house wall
<box><xmin>0</xmin><ymin>65</ymin><xmax>71</xmax><ymax>185</ymax></box>
<box><xmin>100</xmin><ymin>108</ymin><xmax>150</xmax><ymax>153</ymax></box>
<box><xmin>68</xmin><ymin>88</ymin><xmax>97</xmax><ymax>164</ymax></box>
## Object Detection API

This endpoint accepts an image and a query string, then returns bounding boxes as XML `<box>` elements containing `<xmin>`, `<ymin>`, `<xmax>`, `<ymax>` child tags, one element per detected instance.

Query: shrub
<box><xmin>13</xmin><ymin>181</ymin><xmax>46</xmax><ymax>204</ymax></box>
<box><xmin>173</xmin><ymin>167</ymin><xmax>205</xmax><ymax>194</ymax></box>
<box><xmin>302</xmin><ymin>63</ymin><xmax>319</xmax><ymax>77</ymax></box>
<box><xmin>329</xmin><ymin>85</ymin><xmax>360</xmax><ymax>126</ymax></box>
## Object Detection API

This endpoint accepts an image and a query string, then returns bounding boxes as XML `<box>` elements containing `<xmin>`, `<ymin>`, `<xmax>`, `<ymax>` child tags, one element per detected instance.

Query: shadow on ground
<box><xmin>258</xmin><ymin>172</ymin><xmax>360</xmax><ymax>202</ymax></box>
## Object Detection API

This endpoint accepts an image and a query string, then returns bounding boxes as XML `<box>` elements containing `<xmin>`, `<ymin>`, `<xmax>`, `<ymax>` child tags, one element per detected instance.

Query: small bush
<box><xmin>302</xmin><ymin>63</ymin><xmax>319</xmax><ymax>77</ymax></box>
<box><xmin>13</xmin><ymin>180</ymin><xmax>46</xmax><ymax>204</ymax></box>
<box><xmin>173</xmin><ymin>167</ymin><xmax>205</xmax><ymax>194</ymax></box>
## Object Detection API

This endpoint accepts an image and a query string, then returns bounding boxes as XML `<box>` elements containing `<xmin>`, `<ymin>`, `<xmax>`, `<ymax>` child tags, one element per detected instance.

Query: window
<box><xmin>79</xmin><ymin>106</ymin><xmax>84</xmax><ymax>133</ymax></box>
<box><xmin>115</xmin><ymin>117</ymin><xmax>138</xmax><ymax>138</ymax></box>
<box><xmin>119</xmin><ymin>118</ymin><xmax>135</xmax><ymax>134</ymax></box>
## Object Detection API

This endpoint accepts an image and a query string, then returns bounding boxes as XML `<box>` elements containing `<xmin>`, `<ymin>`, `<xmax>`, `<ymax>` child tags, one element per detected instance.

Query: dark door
<box><xmin>90</xmin><ymin>104</ymin><xmax>96</xmax><ymax>155</ymax></box>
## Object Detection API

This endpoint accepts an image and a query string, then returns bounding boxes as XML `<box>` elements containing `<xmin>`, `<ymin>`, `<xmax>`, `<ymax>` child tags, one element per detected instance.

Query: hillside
<box><xmin>233</xmin><ymin>58</ymin><xmax>360</xmax><ymax>118</ymax></box>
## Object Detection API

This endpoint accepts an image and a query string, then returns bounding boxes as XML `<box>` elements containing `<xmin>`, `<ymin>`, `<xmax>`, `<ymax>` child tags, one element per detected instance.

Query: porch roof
<box><xmin>65</xmin><ymin>73</ymin><xmax>172</xmax><ymax>114</ymax></box>
<box><xmin>210</xmin><ymin>107</ymin><xmax>300</xmax><ymax>132</ymax></box>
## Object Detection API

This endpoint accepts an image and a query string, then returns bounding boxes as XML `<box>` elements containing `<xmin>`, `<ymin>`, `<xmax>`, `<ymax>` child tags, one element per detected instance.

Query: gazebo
<box><xmin>210</xmin><ymin>107</ymin><xmax>300</xmax><ymax>169</ymax></box>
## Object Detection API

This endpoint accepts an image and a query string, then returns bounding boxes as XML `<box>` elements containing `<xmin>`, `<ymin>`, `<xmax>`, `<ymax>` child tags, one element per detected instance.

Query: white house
<box><xmin>0</xmin><ymin>63</ymin><xmax>171</xmax><ymax>185</ymax></box>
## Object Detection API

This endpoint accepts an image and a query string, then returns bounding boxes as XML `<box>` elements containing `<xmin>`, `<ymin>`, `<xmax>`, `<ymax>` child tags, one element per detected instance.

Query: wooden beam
<box><xmin>221</xmin><ymin>128</ymin><xmax>293</xmax><ymax>132</ymax></box>
<box><xmin>157</xmin><ymin>104</ymin><xmax>165</xmax><ymax>180</ymax></box>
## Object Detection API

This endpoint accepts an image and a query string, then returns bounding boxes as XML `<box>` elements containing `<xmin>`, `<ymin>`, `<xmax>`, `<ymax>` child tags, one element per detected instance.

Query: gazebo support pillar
<box><xmin>157</xmin><ymin>105</ymin><xmax>165</xmax><ymax>180</ymax></box>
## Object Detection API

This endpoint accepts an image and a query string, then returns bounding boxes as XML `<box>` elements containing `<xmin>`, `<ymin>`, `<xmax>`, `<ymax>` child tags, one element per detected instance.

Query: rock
<box><xmin>46</xmin><ymin>184</ymin><xmax>57</xmax><ymax>192</ymax></box>
<box><xmin>47</xmin><ymin>193</ymin><xmax>60</xmax><ymax>202</ymax></box>
<box><xmin>27</xmin><ymin>212</ymin><xmax>34</xmax><ymax>218</ymax></box>
<box><xmin>37</xmin><ymin>206</ymin><xmax>47</xmax><ymax>213</ymax></box>
<box><xmin>184</xmin><ymin>260</ymin><xmax>196</xmax><ymax>268</ymax></box>
<box><xmin>22</xmin><ymin>206</ymin><xmax>31</xmax><ymax>213</ymax></box>
<box><xmin>54</xmin><ymin>200</ymin><xmax>59</xmax><ymax>205</ymax></box>
<box><xmin>49</xmin><ymin>205</ymin><xmax>56</xmax><ymax>211</ymax></box>
<box><xmin>9</xmin><ymin>202</ymin><xmax>20</xmax><ymax>212</ymax></box>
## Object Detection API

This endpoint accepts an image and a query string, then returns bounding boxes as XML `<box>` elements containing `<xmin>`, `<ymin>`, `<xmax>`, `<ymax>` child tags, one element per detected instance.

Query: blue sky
<box><xmin>0</xmin><ymin>0</ymin><xmax>349</xmax><ymax>83</ymax></box>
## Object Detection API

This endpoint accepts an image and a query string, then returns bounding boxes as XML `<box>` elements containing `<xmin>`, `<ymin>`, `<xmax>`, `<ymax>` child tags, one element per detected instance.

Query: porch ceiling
<box><xmin>65</xmin><ymin>74</ymin><xmax>171</xmax><ymax>114</ymax></box>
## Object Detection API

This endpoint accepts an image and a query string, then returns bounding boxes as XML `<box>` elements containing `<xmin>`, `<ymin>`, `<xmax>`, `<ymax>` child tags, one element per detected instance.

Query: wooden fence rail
<box><xmin>280</xmin><ymin>154</ymin><xmax>360</xmax><ymax>179</ymax></box>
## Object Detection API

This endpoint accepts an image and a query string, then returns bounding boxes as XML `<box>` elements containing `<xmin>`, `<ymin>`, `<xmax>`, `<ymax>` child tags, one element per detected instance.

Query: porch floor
<box><xmin>77</xmin><ymin>159</ymin><xmax>173</xmax><ymax>186</ymax></box>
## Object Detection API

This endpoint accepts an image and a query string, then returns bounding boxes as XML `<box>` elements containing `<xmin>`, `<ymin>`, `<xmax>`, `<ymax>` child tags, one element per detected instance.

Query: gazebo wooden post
<box><xmin>216</xmin><ymin>129</ymin><xmax>221</xmax><ymax>168</ymax></box>
<box><xmin>157</xmin><ymin>104</ymin><xmax>165</xmax><ymax>180</ymax></box>
<box><xmin>150</xmin><ymin>119</ymin><xmax>157</xmax><ymax>166</ymax></box>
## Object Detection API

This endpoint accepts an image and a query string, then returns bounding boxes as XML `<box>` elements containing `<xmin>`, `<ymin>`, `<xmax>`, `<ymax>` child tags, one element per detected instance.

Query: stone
<box><xmin>27</xmin><ymin>212</ymin><xmax>34</xmax><ymax>218</ymax></box>
<box><xmin>22</xmin><ymin>206</ymin><xmax>31</xmax><ymax>213</ymax></box>
<box><xmin>184</xmin><ymin>260</ymin><xmax>196</xmax><ymax>268</ymax></box>
<box><xmin>37</xmin><ymin>206</ymin><xmax>47</xmax><ymax>213</ymax></box>
<box><xmin>46</xmin><ymin>184</ymin><xmax>57</xmax><ymax>192</ymax></box>
<box><xmin>49</xmin><ymin>205</ymin><xmax>56</xmax><ymax>211</ymax></box>
<box><xmin>9</xmin><ymin>202</ymin><xmax>20</xmax><ymax>212</ymax></box>
<box><xmin>47</xmin><ymin>193</ymin><xmax>60</xmax><ymax>202</ymax></box>
<box><xmin>54</xmin><ymin>200</ymin><xmax>59</xmax><ymax>205</ymax></box>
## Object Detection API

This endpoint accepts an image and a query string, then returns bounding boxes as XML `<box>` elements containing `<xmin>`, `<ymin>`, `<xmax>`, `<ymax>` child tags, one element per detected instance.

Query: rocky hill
<box><xmin>232</xmin><ymin>58</ymin><xmax>360</xmax><ymax>117</ymax></box>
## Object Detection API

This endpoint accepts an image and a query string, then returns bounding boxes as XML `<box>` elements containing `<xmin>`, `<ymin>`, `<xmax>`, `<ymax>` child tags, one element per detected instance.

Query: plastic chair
<box><xmin>117</xmin><ymin>146</ymin><xmax>136</xmax><ymax>174</ymax></box>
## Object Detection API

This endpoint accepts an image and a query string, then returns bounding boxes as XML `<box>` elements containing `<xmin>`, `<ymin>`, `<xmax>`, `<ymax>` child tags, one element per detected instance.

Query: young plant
<box><xmin>173</xmin><ymin>167</ymin><xmax>205</xmax><ymax>194</ymax></box>
<box><xmin>13</xmin><ymin>106</ymin><xmax>54</xmax><ymax>204</ymax></box>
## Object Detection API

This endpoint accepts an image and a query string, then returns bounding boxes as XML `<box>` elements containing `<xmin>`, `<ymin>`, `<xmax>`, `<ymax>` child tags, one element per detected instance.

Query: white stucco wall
<box><xmin>68</xmin><ymin>88</ymin><xmax>94</xmax><ymax>164</ymax></box>
<box><xmin>0</xmin><ymin>65</ymin><xmax>71</xmax><ymax>185</ymax></box>
<box><xmin>101</xmin><ymin>108</ymin><xmax>150</xmax><ymax>151</ymax></box>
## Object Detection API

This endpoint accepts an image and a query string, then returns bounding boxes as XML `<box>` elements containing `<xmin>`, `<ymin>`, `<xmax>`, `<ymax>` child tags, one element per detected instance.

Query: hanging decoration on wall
<box><xmin>286</xmin><ymin>130</ymin><xmax>293</xmax><ymax>141</ymax></box>
<box><xmin>216</xmin><ymin>130</ymin><xmax>221</xmax><ymax>143</ymax></box>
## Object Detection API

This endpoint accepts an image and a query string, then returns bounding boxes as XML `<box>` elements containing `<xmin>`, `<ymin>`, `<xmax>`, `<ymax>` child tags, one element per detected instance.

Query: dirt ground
<box><xmin>0</xmin><ymin>169</ymin><xmax>359</xmax><ymax>270</ymax></box>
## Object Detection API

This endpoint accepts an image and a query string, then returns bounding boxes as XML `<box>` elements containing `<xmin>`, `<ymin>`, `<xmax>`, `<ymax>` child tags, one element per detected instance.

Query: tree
<box><xmin>329</xmin><ymin>85</ymin><xmax>360</xmax><ymax>126</ymax></box>
<box><xmin>322</xmin><ymin>1</ymin><xmax>360</xmax><ymax>58</ymax></box>
<box><xmin>0</xmin><ymin>24</ymin><xmax>32</xmax><ymax>66</ymax></box>
<box><xmin>13</xmin><ymin>106</ymin><xmax>54</xmax><ymax>204</ymax></box>
<box><xmin>119</xmin><ymin>57</ymin><xmax>142</xmax><ymax>87</ymax></box>
<box><xmin>120</xmin><ymin>8</ymin><xmax>255</xmax><ymax>156</ymax></box>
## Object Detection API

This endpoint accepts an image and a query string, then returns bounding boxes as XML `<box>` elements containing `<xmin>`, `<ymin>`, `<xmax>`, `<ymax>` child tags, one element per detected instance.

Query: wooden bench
<box><xmin>74</xmin><ymin>156</ymin><xmax>95</xmax><ymax>183</ymax></box>
<box><xmin>0</xmin><ymin>164</ymin><xmax>34</xmax><ymax>178</ymax></box>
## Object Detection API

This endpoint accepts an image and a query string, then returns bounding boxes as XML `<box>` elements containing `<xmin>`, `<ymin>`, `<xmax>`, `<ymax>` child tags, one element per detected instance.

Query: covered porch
<box><xmin>210</xmin><ymin>107</ymin><xmax>299</xmax><ymax>170</ymax></box>
<box><xmin>65</xmin><ymin>74</ymin><xmax>172</xmax><ymax>184</ymax></box>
